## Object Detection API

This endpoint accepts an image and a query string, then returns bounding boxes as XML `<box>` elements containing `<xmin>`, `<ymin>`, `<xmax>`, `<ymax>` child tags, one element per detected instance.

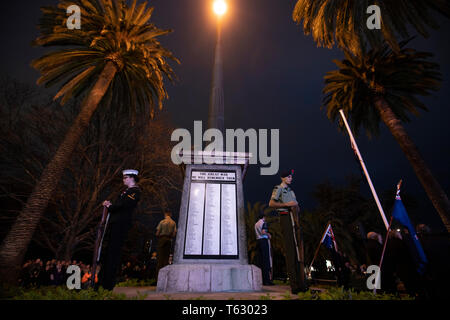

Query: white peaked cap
<box><xmin>123</xmin><ymin>169</ymin><xmax>139</xmax><ymax>176</ymax></box>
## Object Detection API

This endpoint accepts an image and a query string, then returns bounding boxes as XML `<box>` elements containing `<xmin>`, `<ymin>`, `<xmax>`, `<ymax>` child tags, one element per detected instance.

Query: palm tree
<box><xmin>292</xmin><ymin>0</ymin><xmax>450</xmax><ymax>54</ymax></box>
<box><xmin>0</xmin><ymin>0</ymin><xmax>179</xmax><ymax>283</ymax></box>
<box><xmin>322</xmin><ymin>42</ymin><xmax>450</xmax><ymax>233</ymax></box>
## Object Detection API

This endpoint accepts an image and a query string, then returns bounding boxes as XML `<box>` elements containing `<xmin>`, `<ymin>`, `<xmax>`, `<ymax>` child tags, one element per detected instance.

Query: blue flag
<box><xmin>321</xmin><ymin>224</ymin><xmax>338</xmax><ymax>251</ymax></box>
<box><xmin>392</xmin><ymin>194</ymin><xmax>428</xmax><ymax>274</ymax></box>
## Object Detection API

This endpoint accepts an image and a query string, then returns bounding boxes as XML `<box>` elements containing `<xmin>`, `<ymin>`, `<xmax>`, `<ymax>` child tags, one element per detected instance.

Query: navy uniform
<box><xmin>100</xmin><ymin>169</ymin><xmax>141</xmax><ymax>290</ymax></box>
<box><xmin>270</xmin><ymin>170</ymin><xmax>307</xmax><ymax>293</ymax></box>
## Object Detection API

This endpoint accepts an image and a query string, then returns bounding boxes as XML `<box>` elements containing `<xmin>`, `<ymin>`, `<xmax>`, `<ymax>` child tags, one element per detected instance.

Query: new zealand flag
<box><xmin>392</xmin><ymin>193</ymin><xmax>428</xmax><ymax>275</ymax></box>
<box><xmin>321</xmin><ymin>224</ymin><xmax>338</xmax><ymax>252</ymax></box>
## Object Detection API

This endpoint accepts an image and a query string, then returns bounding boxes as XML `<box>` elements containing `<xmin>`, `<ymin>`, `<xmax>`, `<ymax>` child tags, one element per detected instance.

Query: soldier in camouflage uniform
<box><xmin>269</xmin><ymin>169</ymin><xmax>307</xmax><ymax>293</ymax></box>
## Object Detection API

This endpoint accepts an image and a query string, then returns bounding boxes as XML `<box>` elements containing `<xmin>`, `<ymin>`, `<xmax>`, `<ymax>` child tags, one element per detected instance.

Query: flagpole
<box><xmin>378</xmin><ymin>216</ymin><xmax>393</xmax><ymax>272</ymax></box>
<box><xmin>309</xmin><ymin>222</ymin><xmax>331</xmax><ymax>271</ymax></box>
<box><xmin>339</xmin><ymin>109</ymin><xmax>389</xmax><ymax>230</ymax></box>
<box><xmin>374</xmin><ymin>180</ymin><xmax>401</xmax><ymax>293</ymax></box>
<box><xmin>373</xmin><ymin>215</ymin><xmax>394</xmax><ymax>294</ymax></box>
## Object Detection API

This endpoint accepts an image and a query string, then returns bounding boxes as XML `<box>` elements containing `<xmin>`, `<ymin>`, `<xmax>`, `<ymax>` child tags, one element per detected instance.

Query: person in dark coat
<box><xmin>29</xmin><ymin>259</ymin><xmax>43</xmax><ymax>288</ymax></box>
<box><xmin>334</xmin><ymin>250</ymin><xmax>350</xmax><ymax>290</ymax></box>
<box><xmin>366</xmin><ymin>232</ymin><xmax>383</xmax><ymax>266</ymax></box>
<box><xmin>19</xmin><ymin>261</ymin><xmax>32</xmax><ymax>287</ymax></box>
<box><xmin>99</xmin><ymin>169</ymin><xmax>141</xmax><ymax>291</ymax></box>
<box><xmin>382</xmin><ymin>230</ymin><xmax>420</xmax><ymax>296</ymax></box>
<box><xmin>416</xmin><ymin>224</ymin><xmax>450</xmax><ymax>299</ymax></box>
<box><xmin>52</xmin><ymin>262</ymin><xmax>65</xmax><ymax>286</ymax></box>
<box><xmin>42</xmin><ymin>261</ymin><xmax>52</xmax><ymax>286</ymax></box>
<box><xmin>122</xmin><ymin>261</ymin><xmax>133</xmax><ymax>280</ymax></box>
<box><xmin>148</xmin><ymin>252</ymin><xmax>158</xmax><ymax>280</ymax></box>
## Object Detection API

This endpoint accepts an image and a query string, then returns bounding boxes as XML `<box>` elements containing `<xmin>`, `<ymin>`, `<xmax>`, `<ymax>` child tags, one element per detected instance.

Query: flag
<box><xmin>321</xmin><ymin>224</ymin><xmax>338</xmax><ymax>252</ymax></box>
<box><xmin>392</xmin><ymin>192</ymin><xmax>428</xmax><ymax>274</ymax></box>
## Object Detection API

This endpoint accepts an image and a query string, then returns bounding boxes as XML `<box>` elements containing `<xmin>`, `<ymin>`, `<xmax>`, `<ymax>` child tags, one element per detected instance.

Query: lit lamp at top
<box><xmin>213</xmin><ymin>0</ymin><xmax>227</xmax><ymax>16</ymax></box>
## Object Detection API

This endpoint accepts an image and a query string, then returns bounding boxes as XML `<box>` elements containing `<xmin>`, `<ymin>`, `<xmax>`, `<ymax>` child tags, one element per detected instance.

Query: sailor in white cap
<box><xmin>99</xmin><ymin>169</ymin><xmax>141</xmax><ymax>290</ymax></box>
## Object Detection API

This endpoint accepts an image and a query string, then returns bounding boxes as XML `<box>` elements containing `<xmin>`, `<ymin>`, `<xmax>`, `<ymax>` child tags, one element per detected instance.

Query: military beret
<box><xmin>280</xmin><ymin>169</ymin><xmax>294</xmax><ymax>178</ymax></box>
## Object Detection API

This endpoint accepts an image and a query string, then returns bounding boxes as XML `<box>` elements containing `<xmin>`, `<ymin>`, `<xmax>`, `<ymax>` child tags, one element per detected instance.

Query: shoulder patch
<box><xmin>271</xmin><ymin>185</ymin><xmax>282</xmax><ymax>201</ymax></box>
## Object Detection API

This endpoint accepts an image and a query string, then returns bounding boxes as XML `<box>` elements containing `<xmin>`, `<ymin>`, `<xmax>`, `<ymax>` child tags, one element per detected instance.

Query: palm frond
<box><xmin>32</xmin><ymin>0</ymin><xmax>179</xmax><ymax>120</ymax></box>
<box><xmin>322</xmin><ymin>42</ymin><xmax>441</xmax><ymax>137</ymax></box>
<box><xmin>293</xmin><ymin>0</ymin><xmax>450</xmax><ymax>54</ymax></box>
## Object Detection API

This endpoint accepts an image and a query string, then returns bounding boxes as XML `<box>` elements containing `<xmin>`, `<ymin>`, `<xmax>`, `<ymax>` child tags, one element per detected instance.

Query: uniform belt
<box><xmin>279</xmin><ymin>211</ymin><xmax>289</xmax><ymax>215</ymax></box>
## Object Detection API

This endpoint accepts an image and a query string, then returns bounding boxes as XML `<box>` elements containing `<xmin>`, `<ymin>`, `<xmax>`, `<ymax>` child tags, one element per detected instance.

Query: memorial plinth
<box><xmin>157</xmin><ymin>152</ymin><xmax>262</xmax><ymax>292</ymax></box>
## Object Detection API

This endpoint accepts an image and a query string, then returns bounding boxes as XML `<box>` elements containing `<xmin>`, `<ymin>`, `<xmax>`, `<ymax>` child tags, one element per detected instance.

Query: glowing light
<box><xmin>326</xmin><ymin>260</ymin><xmax>335</xmax><ymax>272</ymax></box>
<box><xmin>213</xmin><ymin>0</ymin><xmax>227</xmax><ymax>16</ymax></box>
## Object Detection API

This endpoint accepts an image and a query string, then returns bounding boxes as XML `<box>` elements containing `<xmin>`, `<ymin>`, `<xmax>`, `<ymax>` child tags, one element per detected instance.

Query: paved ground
<box><xmin>113</xmin><ymin>284</ymin><xmax>324</xmax><ymax>300</ymax></box>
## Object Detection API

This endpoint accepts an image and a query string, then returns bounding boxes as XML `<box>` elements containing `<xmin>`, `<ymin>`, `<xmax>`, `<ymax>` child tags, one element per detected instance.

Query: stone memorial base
<box><xmin>156</xmin><ymin>264</ymin><xmax>262</xmax><ymax>293</ymax></box>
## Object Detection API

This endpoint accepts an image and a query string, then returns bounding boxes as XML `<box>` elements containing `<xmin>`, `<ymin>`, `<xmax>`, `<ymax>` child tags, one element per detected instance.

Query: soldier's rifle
<box><xmin>90</xmin><ymin>205</ymin><xmax>110</xmax><ymax>288</ymax></box>
<box><xmin>290</xmin><ymin>205</ymin><xmax>307</xmax><ymax>290</ymax></box>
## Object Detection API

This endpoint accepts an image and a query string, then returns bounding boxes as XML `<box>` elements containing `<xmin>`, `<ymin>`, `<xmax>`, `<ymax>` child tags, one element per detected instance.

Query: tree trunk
<box><xmin>0</xmin><ymin>61</ymin><xmax>117</xmax><ymax>284</ymax></box>
<box><xmin>62</xmin><ymin>239</ymin><xmax>75</xmax><ymax>263</ymax></box>
<box><xmin>374</xmin><ymin>96</ymin><xmax>450</xmax><ymax>233</ymax></box>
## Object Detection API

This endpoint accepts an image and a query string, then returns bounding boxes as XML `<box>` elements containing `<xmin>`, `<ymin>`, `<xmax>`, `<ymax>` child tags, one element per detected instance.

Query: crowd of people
<box><xmin>19</xmin><ymin>259</ymin><xmax>96</xmax><ymax>288</ymax></box>
<box><xmin>17</xmin><ymin>252</ymin><xmax>167</xmax><ymax>289</ymax></box>
<box><xmin>308</xmin><ymin>223</ymin><xmax>450</xmax><ymax>298</ymax></box>
<box><xmin>363</xmin><ymin>224</ymin><xmax>449</xmax><ymax>298</ymax></box>
<box><xmin>20</xmin><ymin>259</ymin><xmax>67</xmax><ymax>288</ymax></box>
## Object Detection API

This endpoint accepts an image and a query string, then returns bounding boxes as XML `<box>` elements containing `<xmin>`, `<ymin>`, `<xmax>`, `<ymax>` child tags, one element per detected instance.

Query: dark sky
<box><xmin>1</xmin><ymin>0</ymin><xmax>449</xmax><ymax>230</ymax></box>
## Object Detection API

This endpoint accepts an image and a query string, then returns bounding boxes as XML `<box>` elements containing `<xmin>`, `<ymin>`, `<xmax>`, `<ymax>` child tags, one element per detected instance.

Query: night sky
<box><xmin>1</xmin><ymin>0</ymin><xmax>449</xmax><ymax>230</ymax></box>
